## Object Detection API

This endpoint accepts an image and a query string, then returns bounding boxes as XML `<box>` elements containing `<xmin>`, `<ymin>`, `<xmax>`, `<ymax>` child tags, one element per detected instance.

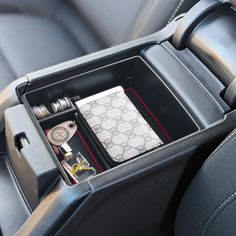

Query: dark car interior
<box><xmin>0</xmin><ymin>0</ymin><xmax>236</xmax><ymax>235</ymax></box>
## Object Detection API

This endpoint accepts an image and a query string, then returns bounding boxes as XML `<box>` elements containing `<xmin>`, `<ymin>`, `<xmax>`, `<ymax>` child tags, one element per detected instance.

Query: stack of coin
<box><xmin>51</xmin><ymin>97</ymin><xmax>71</xmax><ymax>114</ymax></box>
<box><xmin>32</xmin><ymin>105</ymin><xmax>51</xmax><ymax>120</ymax></box>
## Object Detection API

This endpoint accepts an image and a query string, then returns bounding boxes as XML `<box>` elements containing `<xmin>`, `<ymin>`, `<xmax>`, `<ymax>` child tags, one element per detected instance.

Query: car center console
<box><xmin>1</xmin><ymin>1</ymin><xmax>236</xmax><ymax>235</ymax></box>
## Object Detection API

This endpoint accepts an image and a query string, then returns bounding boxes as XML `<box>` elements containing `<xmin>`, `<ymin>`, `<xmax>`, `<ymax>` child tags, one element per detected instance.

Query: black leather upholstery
<box><xmin>175</xmin><ymin>129</ymin><xmax>236</xmax><ymax>235</ymax></box>
<box><xmin>72</xmin><ymin>0</ymin><xmax>199</xmax><ymax>47</ymax></box>
<box><xmin>0</xmin><ymin>15</ymin><xmax>83</xmax><ymax>78</ymax></box>
<box><xmin>0</xmin><ymin>0</ymin><xmax>198</xmax><ymax>91</ymax></box>
<box><xmin>0</xmin><ymin>0</ymin><xmax>104</xmax><ymax>91</ymax></box>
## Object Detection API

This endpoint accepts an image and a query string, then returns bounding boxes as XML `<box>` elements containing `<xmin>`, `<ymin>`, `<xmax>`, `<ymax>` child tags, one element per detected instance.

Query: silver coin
<box><xmin>41</xmin><ymin>105</ymin><xmax>48</xmax><ymax>117</ymax></box>
<box><xmin>51</xmin><ymin>102</ymin><xmax>60</xmax><ymax>113</ymax></box>
<box><xmin>40</xmin><ymin>105</ymin><xmax>50</xmax><ymax>117</ymax></box>
<box><xmin>36</xmin><ymin>106</ymin><xmax>45</xmax><ymax>118</ymax></box>
<box><xmin>57</xmin><ymin>99</ymin><xmax>64</xmax><ymax>111</ymax></box>
<box><xmin>44</xmin><ymin>106</ymin><xmax>51</xmax><ymax>116</ymax></box>
<box><xmin>59</xmin><ymin>98</ymin><xmax>67</xmax><ymax>110</ymax></box>
<box><xmin>32</xmin><ymin>106</ymin><xmax>40</xmax><ymax>119</ymax></box>
<box><xmin>32</xmin><ymin>105</ymin><xmax>51</xmax><ymax>119</ymax></box>
<box><xmin>64</xmin><ymin>97</ymin><xmax>71</xmax><ymax>108</ymax></box>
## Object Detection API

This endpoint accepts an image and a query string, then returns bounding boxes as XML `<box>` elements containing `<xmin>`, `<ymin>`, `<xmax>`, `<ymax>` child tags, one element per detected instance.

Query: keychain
<box><xmin>47</xmin><ymin>120</ymin><xmax>96</xmax><ymax>183</ymax></box>
<box><xmin>47</xmin><ymin>120</ymin><xmax>77</xmax><ymax>146</ymax></box>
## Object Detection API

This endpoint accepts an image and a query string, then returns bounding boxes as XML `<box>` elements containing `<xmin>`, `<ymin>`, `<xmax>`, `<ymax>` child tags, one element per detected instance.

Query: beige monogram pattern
<box><xmin>77</xmin><ymin>87</ymin><xmax>163</xmax><ymax>163</ymax></box>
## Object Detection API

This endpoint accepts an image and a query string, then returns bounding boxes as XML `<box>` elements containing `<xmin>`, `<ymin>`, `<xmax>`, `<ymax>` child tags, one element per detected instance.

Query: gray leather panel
<box><xmin>55</xmin><ymin>2</ymin><xmax>104</xmax><ymax>53</ymax></box>
<box><xmin>0</xmin><ymin>0</ymin><xmax>104</xmax><ymax>53</ymax></box>
<box><xmin>0</xmin><ymin>0</ymin><xmax>198</xmax><ymax>91</ymax></box>
<box><xmin>129</xmin><ymin>0</ymin><xmax>199</xmax><ymax>41</ymax></box>
<box><xmin>0</xmin><ymin>0</ymin><xmax>103</xmax><ymax>86</ymax></box>
<box><xmin>0</xmin><ymin>14</ymin><xmax>83</xmax><ymax>78</ymax></box>
<box><xmin>72</xmin><ymin>0</ymin><xmax>147</xmax><ymax>47</ymax></box>
<box><xmin>0</xmin><ymin>50</ymin><xmax>15</xmax><ymax>91</ymax></box>
<box><xmin>73</xmin><ymin>0</ymin><xmax>199</xmax><ymax>46</ymax></box>
<box><xmin>175</xmin><ymin>129</ymin><xmax>236</xmax><ymax>235</ymax></box>
<box><xmin>0</xmin><ymin>0</ymin><xmax>63</xmax><ymax>16</ymax></box>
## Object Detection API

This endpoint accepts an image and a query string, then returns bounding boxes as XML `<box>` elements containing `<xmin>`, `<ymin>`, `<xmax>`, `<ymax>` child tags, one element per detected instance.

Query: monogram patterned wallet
<box><xmin>75</xmin><ymin>86</ymin><xmax>163</xmax><ymax>163</ymax></box>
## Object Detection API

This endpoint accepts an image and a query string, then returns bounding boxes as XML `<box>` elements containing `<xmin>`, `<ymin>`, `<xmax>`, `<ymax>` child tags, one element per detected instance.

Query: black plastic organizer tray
<box><xmin>22</xmin><ymin>56</ymin><xmax>199</xmax><ymax>185</ymax></box>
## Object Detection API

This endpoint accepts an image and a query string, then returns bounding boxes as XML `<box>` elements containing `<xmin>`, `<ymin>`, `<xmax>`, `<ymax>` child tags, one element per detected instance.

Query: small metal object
<box><xmin>47</xmin><ymin>120</ymin><xmax>77</xmax><ymax>146</ymax></box>
<box><xmin>60</xmin><ymin>143</ymin><xmax>73</xmax><ymax>161</ymax></box>
<box><xmin>51</xmin><ymin>97</ymin><xmax>71</xmax><ymax>114</ymax></box>
<box><xmin>51</xmin><ymin>102</ymin><xmax>61</xmax><ymax>113</ymax></box>
<box><xmin>63</xmin><ymin>151</ymin><xmax>73</xmax><ymax>161</ymax></box>
<box><xmin>32</xmin><ymin>104</ymin><xmax>51</xmax><ymax>120</ymax></box>
<box><xmin>64</xmin><ymin>97</ymin><xmax>71</xmax><ymax>107</ymax></box>
<box><xmin>32</xmin><ymin>97</ymin><xmax>71</xmax><ymax>118</ymax></box>
<box><xmin>61</xmin><ymin>142</ymin><xmax>73</xmax><ymax>153</ymax></box>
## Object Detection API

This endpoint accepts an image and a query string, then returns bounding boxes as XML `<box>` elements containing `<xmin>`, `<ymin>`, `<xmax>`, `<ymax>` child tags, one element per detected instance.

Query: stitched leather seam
<box><xmin>202</xmin><ymin>192</ymin><xmax>236</xmax><ymax>235</ymax></box>
<box><xmin>168</xmin><ymin>0</ymin><xmax>185</xmax><ymax>23</ymax></box>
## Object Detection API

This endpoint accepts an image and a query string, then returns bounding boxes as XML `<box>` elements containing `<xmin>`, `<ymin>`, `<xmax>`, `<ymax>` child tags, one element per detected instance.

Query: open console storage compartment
<box><xmin>4</xmin><ymin>2</ymin><xmax>236</xmax><ymax>234</ymax></box>
<box><xmin>22</xmin><ymin>56</ymin><xmax>199</xmax><ymax>185</ymax></box>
